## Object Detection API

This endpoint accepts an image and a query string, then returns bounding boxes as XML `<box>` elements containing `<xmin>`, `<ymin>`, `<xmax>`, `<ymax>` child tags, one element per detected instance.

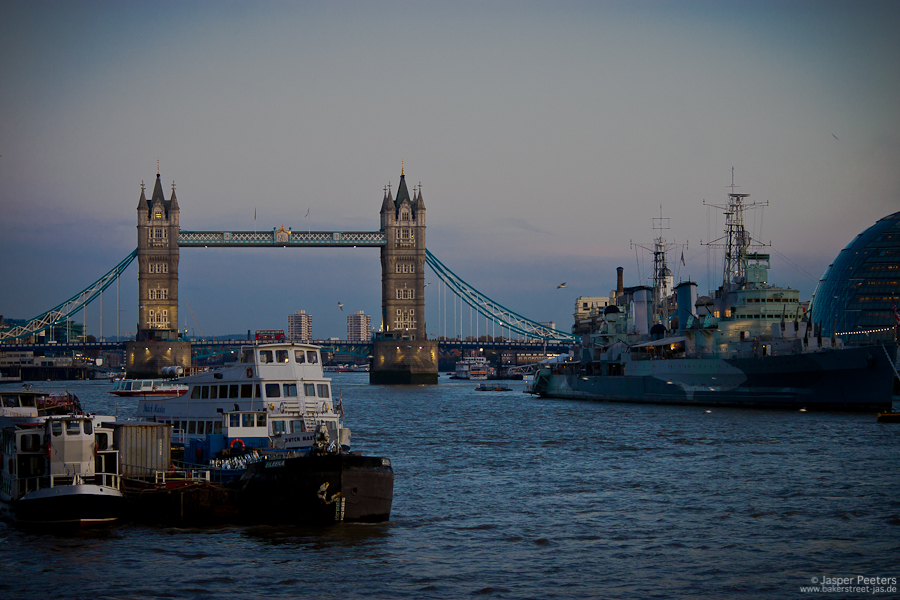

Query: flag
<box><xmin>893</xmin><ymin>301</ymin><xmax>900</xmax><ymax>326</ymax></box>
<box><xmin>681</xmin><ymin>251</ymin><xmax>685</xmax><ymax>266</ymax></box>
<box><xmin>305</xmin><ymin>208</ymin><xmax>310</xmax><ymax>218</ymax></box>
<box><xmin>254</xmin><ymin>208</ymin><xmax>256</xmax><ymax>221</ymax></box>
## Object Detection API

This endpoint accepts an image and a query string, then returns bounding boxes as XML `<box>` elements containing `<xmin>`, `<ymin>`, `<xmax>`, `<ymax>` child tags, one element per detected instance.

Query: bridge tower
<box><xmin>371</xmin><ymin>168</ymin><xmax>438</xmax><ymax>384</ymax></box>
<box><xmin>127</xmin><ymin>168</ymin><xmax>190</xmax><ymax>376</ymax></box>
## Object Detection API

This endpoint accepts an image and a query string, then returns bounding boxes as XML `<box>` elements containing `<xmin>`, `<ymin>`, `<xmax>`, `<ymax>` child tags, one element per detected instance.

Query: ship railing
<box><xmin>150</xmin><ymin>469</ymin><xmax>211</xmax><ymax>484</ymax></box>
<box><xmin>15</xmin><ymin>472</ymin><xmax>122</xmax><ymax>497</ymax></box>
<box><xmin>119</xmin><ymin>462</ymin><xmax>211</xmax><ymax>484</ymax></box>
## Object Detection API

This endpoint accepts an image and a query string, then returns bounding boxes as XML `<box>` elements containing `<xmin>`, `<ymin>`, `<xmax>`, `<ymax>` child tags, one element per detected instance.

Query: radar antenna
<box><xmin>702</xmin><ymin>169</ymin><xmax>769</xmax><ymax>288</ymax></box>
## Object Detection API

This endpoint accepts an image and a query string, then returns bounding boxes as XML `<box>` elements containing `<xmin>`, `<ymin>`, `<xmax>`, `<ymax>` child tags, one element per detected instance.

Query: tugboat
<box><xmin>0</xmin><ymin>414</ymin><xmax>124</xmax><ymax>528</ymax></box>
<box><xmin>135</xmin><ymin>342</ymin><xmax>394</xmax><ymax>524</ymax></box>
<box><xmin>530</xmin><ymin>183</ymin><xmax>898</xmax><ymax>411</ymax></box>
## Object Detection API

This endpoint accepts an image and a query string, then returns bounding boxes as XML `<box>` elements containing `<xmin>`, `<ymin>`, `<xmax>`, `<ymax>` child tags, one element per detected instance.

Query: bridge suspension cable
<box><xmin>425</xmin><ymin>250</ymin><xmax>576</xmax><ymax>342</ymax></box>
<box><xmin>0</xmin><ymin>249</ymin><xmax>138</xmax><ymax>342</ymax></box>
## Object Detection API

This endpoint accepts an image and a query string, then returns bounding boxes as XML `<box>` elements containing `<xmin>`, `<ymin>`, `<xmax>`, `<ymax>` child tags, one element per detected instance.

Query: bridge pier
<box><xmin>125</xmin><ymin>340</ymin><xmax>191</xmax><ymax>378</ymax></box>
<box><xmin>370</xmin><ymin>339</ymin><xmax>439</xmax><ymax>385</ymax></box>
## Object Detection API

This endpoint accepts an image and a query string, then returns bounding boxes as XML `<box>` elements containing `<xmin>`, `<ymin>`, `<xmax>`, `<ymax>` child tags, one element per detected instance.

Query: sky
<box><xmin>1</xmin><ymin>1</ymin><xmax>898</xmax><ymax>341</ymax></box>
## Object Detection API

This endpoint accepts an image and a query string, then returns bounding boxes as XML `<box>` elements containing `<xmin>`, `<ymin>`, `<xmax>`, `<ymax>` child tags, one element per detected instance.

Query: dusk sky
<box><xmin>1</xmin><ymin>1</ymin><xmax>898</xmax><ymax>341</ymax></box>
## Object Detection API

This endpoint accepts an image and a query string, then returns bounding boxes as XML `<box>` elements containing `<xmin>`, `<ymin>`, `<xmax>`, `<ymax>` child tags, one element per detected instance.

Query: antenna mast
<box><xmin>702</xmin><ymin>168</ymin><xmax>769</xmax><ymax>289</ymax></box>
<box><xmin>631</xmin><ymin>206</ymin><xmax>687</xmax><ymax>327</ymax></box>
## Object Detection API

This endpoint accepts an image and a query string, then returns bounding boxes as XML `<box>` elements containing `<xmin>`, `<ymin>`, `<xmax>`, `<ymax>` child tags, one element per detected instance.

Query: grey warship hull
<box><xmin>531</xmin><ymin>344</ymin><xmax>897</xmax><ymax>411</ymax></box>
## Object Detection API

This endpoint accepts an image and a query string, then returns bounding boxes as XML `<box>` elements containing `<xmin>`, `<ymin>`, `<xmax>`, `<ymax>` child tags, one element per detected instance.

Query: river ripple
<box><xmin>0</xmin><ymin>376</ymin><xmax>897</xmax><ymax>599</ymax></box>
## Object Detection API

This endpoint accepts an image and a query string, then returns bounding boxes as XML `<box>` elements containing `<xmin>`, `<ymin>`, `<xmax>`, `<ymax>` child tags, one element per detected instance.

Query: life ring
<box><xmin>246</xmin><ymin>367</ymin><xmax>253</xmax><ymax>378</ymax></box>
<box><xmin>230</xmin><ymin>438</ymin><xmax>244</xmax><ymax>450</ymax></box>
<box><xmin>279</xmin><ymin>402</ymin><xmax>285</xmax><ymax>413</ymax></box>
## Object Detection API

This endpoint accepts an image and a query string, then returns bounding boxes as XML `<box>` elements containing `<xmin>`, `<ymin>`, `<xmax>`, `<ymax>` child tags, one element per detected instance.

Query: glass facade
<box><xmin>810</xmin><ymin>211</ymin><xmax>900</xmax><ymax>341</ymax></box>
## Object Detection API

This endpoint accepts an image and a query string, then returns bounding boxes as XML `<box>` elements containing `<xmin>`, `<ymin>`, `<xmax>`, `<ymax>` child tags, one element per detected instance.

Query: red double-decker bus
<box><xmin>254</xmin><ymin>330</ymin><xmax>286</xmax><ymax>342</ymax></box>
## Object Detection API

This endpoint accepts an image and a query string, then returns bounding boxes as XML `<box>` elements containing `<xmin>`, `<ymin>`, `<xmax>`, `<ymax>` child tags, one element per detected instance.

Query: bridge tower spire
<box><xmin>372</xmin><ymin>167</ymin><xmax>438</xmax><ymax>384</ymax></box>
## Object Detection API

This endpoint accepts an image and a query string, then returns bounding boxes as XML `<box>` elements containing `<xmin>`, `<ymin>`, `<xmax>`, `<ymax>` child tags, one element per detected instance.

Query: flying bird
<box><xmin>832</xmin><ymin>134</ymin><xmax>840</xmax><ymax>141</ymax></box>
<box><xmin>337</xmin><ymin>302</ymin><xmax>344</xmax><ymax>311</ymax></box>
<box><xmin>557</xmin><ymin>282</ymin><xmax>566</xmax><ymax>289</ymax></box>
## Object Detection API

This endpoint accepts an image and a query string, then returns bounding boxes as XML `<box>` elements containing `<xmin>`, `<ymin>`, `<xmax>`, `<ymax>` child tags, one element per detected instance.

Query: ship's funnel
<box><xmin>675</xmin><ymin>281</ymin><xmax>698</xmax><ymax>332</ymax></box>
<box><xmin>616</xmin><ymin>267</ymin><xmax>624</xmax><ymax>297</ymax></box>
<box><xmin>633</xmin><ymin>286</ymin><xmax>652</xmax><ymax>335</ymax></box>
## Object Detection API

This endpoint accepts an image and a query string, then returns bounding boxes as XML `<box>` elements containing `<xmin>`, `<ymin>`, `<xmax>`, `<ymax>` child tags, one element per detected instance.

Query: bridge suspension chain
<box><xmin>425</xmin><ymin>250</ymin><xmax>576</xmax><ymax>342</ymax></box>
<box><xmin>0</xmin><ymin>249</ymin><xmax>138</xmax><ymax>342</ymax></box>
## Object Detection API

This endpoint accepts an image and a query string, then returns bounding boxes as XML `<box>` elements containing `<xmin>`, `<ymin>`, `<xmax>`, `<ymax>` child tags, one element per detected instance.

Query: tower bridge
<box><xmin>2</xmin><ymin>166</ymin><xmax>576</xmax><ymax>383</ymax></box>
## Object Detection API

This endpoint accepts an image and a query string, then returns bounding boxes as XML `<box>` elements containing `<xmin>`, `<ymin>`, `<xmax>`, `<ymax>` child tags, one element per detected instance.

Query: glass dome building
<box><xmin>810</xmin><ymin>211</ymin><xmax>900</xmax><ymax>341</ymax></box>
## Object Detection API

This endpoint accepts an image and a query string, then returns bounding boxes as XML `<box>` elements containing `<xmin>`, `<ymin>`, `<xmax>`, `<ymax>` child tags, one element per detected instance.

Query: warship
<box><xmin>529</xmin><ymin>187</ymin><xmax>898</xmax><ymax>410</ymax></box>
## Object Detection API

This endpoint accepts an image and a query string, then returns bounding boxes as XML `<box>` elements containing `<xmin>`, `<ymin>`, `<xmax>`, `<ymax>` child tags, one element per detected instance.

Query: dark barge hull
<box><xmin>534</xmin><ymin>344</ymin><xmax>898</xmax><ymax>411</ymax></box>
<box><xmin>2</xmin><ymin>485</ymin><xmax>125</xmax><ymax>528</ymax></box>
<box><xmin>232</xmin><ymin>454</ymin><xmax>393</xmax><ymax>525</ymax></box>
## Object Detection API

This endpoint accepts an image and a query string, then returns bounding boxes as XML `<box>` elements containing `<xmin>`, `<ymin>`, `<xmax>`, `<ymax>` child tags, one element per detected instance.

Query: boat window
<box><xmin>317</xmin><ymin>384</ymin><xmax>329</xmax><ymax>398</ymax></box>
<box><xmin>20</xmin><ymin>395</ymin><xmax>36</xmax><ymax>408</ymax></box>
<box><xmin>95</xmin><ymin>433</ymin><xmax>108</xmax><ymax>451</ymax></box>
<box><xmin>214</xmin><ymin>421</ymin><xmax>222</xmax><ymax>435</ymax></box>
<box><xmin>218</xmin><ymin>385</ymin><xmax>228</xmax><ymax>398</ymax></box>
<box><xmin>66</xmin><ymin>420</ymin><xmax>81</xmax><ymax>435</ymax></box>
<box><xmin>206</xmin><ymin>421</ymin><xmax>214</xmax><ymax>434</ymax></box>
<box><xmin>2</xmin><ymin>396</ymin><xmax>14</xmax><ymax>408</ymax></box>
<box><xmin>229</xmin><ymin>414</ymin><xmax>240</xmax><ymax>427</ymax></box>
<box><xmin>200</xmin><ymin>386</ymin><xmax>209</xmax><ymax>399</ymax></box>
<box><xmin>304</xmin><ymin>383</ymin><xmax>316</xmax><ymax>397</ymax></box>
<box><xmin>256</xmin><ymin>413</ymin><xmax>266</xmax><ymax>427</ymax></box>
<box><xmin>20</xmin><ymin>456</ymin><xmax>45</xmax><ymax>478</ymax></box>
<box><xmin>21</xmin><ymin>434</ymin><xmax>40</xmax><ymax>452</ymax></box>
<box><xmin>290</xmin><ymin>420</ymin><xmax>305</xmax><ymax>433</ymax></box>
<box><xmin>242</xmin><ymin>413</ymin><xmax>253</xmax><ymax>427</ymax></box>
<box><xmin>188</xmin><ymin>421</ymin><xmax>196</xmax><ymax>434</ymax></box>
<box><xmin>84</xmin><ymin>421</ymin><xmax>93</xmax><ymax>435</ymax></box>
<box><xmin>209</xmin><ymin>386</ymin><xmax>218</xmax><ymax>399</ymax></box>
<box><xmin>240</xmin><ymin>384</ymin><xmax>253</xmax><ymax>398</ymax></box>
<box><xmin>276</xmin><ymin>350</ymin><xmax>289</xmax><ymax>363</ymax></box>
<box><xmin>255</xmin><ymin>384</ymin><xmax>262</xmax><ymax>398</ymax></box>
<box><xmin>307</xmin><ymin>351</ymin><xmax>319</xmax><ymax>364</ymax></box>
<box><xmin>265</xmin><ymin>383</ymin><xmax>281</xmax><ymax>398</ymax></box>
<box><xmin>191</xmin><ymin>386</ymin><xmax>201</xmax><ymax>399</ymax></box>
<box><xmin>172</xmin><ymin>420</ymin><xmax>181</xmax><ymax>431</ymax></box>
<box><xmin>259</xmin><ymin>350</ymin><xmax>273</xmax><ymax>364</ymax></box>
<box><xmin>294</xmin><ymin>350</ymin><xmax>306</xmax><ymax>364</ymax></box>
<box><xmin>229</xmin><ymin>384</ymin><xmax>239</xmax><ymax>398</ymax></box>
<box><xmin>283</xmin><ymin>383</ymin><xmax>297</xmax><ymax>397</ymax></box>
<box><xmin>241</xmin><ymin>348</ymin><xmax>254</xmax><ymax>363</ymax></box>
<box><xmin>273</xmin><ymin>420</ymin><xmax>285</xmax><ymax>434</ymax></box>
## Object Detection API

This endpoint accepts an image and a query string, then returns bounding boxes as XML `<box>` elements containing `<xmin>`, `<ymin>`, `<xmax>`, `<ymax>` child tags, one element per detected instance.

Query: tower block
<box><xmin>127</xmin><ymin>169</ymin><xmax>190</xmax><ymax>376</ymax></box>
<box><xmin>370</xmin><ymin>169</ymin><xmax>438</xmax><ymax>384</ymax></box>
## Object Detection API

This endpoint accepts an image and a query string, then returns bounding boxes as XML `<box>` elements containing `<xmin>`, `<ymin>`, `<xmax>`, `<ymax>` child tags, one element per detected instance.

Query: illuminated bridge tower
<box><xmin>128</xmin><ymin>168</ymin><xmax>190</xmax><ymax>376</ymax></box>
<box><xmin>371</xmin><ymin>168</ymin><xmax>438</xmax><ymax>384</ymax></box>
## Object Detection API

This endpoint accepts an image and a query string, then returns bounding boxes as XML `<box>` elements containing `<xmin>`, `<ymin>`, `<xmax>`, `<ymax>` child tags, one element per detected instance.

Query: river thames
<box><xmin>0</xmin><ymin>375</ymin><xmax>897</xmax><ymax>599</ymax></box>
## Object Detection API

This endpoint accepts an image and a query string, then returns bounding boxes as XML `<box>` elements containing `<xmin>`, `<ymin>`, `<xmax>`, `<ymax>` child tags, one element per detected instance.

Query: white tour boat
<box><xmin>109</xmin><ymin>378</ymin><xmax>189</xmax><ymax>397</ymax></box>
<box><xmin>136</xmin><ymin>342</ymin><xmax>348</xmax><ymax>456</ymax></box>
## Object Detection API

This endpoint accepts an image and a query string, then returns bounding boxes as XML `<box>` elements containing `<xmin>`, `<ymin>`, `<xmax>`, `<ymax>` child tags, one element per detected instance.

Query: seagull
<box><xmin>557</xmin><ymin>282</ymin><xmax>566</xmax><ymax>289</ymax></box>
<box><xmin>337</xmin><ymin>302</ymin><xmax>344</xmax><ymax>311</ymax></box>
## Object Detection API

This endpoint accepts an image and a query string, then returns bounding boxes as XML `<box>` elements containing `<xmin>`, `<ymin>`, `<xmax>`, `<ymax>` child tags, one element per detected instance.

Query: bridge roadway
<box><xmin>2</xmin><ymin>339</ymin><xmax>573</xmax><ymax>355</ymax></box>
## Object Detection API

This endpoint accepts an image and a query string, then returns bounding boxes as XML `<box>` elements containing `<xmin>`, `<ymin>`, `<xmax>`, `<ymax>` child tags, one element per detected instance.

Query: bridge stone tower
<box><xmin>127</xmin><ymin>168</ymin><xmax>190</xmax><ymax>376</ymax></box>
<box><xmin>371</xmin><ymin>168</ymin><xmax>438</xmax><ymax>384</ymax></box>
